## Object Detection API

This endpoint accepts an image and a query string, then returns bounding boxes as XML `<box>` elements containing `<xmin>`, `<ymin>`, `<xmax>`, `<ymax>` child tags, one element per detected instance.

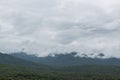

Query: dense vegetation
<box><xmin>1</xmin><ymin>52</ymin><xmax>120</xmax><ymax>80</ymax></box>
<box><xmin>0</xmin><ymin>63</ymin><xmax>120</xmax><ymax>80</ymax></box>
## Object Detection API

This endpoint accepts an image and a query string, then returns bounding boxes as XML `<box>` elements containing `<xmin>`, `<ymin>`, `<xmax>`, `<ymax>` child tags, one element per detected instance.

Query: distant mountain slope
<box><xmin>10</xmin><ymin>52</ymin><xmax>120</xmax><ymax>67</ymax></box>
<box><xmin>0</xmin><ymin>52</ymin><xmax>48</xmax><ymax>68</ymax></box>
<box><xmin>10</xmin><ymin>52</ymin><xmax>39</xmax><ymax>62</ymax></box>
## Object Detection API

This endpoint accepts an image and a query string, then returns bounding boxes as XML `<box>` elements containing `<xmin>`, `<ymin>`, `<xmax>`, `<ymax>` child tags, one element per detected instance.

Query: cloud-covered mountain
<box><xmin>10</xmin><ymin>52</ymin><xmax>120</xmax><ymax>67</ymax></box>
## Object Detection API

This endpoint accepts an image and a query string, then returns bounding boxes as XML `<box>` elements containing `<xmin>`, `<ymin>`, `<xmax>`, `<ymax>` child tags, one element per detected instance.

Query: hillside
<box><xmin>0</xmin><ymin>52</ymin><xmax>48</xmax><ymax>68</ymax></box>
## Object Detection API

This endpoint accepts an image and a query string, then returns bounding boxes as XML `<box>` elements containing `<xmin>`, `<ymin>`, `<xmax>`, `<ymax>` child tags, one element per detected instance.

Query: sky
<box><xmin>0</xmin><ymin>0</ymin><xmax>120</xmax><ymax>57</ymax></box>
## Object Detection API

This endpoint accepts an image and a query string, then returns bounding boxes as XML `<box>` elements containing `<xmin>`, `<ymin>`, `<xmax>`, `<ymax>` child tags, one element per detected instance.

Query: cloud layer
<box><xmin>0</xmin><ymin>0</ymin><xmax>120</xmax><ymax>57</ymax></box>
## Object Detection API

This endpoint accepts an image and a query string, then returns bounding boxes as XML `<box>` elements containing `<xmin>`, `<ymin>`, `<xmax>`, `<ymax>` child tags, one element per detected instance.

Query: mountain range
<box><xmin>0</xmin><ymin>51</ymin><xmax>120</xmax><ymax>70</ymax></box>
<box><xmin>10</xmin><ymin>51</ymin><xmax>120</xmax><ymax>67</ymax></box>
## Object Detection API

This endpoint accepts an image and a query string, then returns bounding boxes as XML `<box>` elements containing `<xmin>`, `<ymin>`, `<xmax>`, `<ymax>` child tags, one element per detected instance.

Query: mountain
<box><xmin>10</xmin><ymin>52</ymin><xmax>39</xmax><ymax>62</ymax></box>
<box><xmin>10</xmin><ymin>52</ymin><xmax>120</xmax><ymax>67</ymax></box>
<box><xmin>0</xmin><ymin>52</ymin><xmax>48</xmax><ymax>68</ymax></box>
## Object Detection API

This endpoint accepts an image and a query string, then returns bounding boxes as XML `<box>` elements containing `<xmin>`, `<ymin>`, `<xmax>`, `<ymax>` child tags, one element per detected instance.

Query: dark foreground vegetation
<box><xmin>1</xmin><ymin>64</ymin><xmax>120</xmax><ymax>80</ymax></box>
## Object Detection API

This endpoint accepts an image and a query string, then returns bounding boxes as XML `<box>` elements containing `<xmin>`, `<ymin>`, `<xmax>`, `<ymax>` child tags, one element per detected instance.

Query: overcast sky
<box><xmin>0</xmin><ymin>0</ymin><xmax>120</xmax><ymax>57</ymax></box>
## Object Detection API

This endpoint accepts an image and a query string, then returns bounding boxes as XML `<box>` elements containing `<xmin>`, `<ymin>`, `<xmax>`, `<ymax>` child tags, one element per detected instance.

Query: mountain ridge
<box><xmin>10</xmin><ymin>51</ymin><xmax>120</xmax><ymax>67</ymax></box>
<box><xmin>0</xmin><ymin>52</ymin><xmax>49</xmax><ymax>69</ymax></box>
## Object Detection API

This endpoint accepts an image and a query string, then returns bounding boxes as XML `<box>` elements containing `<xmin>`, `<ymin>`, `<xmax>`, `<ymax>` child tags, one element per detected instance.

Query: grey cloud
<box><xmin>0</xmin><ymin>0</ymin><xmax>120</xmax><ymax>57</ymax></box>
